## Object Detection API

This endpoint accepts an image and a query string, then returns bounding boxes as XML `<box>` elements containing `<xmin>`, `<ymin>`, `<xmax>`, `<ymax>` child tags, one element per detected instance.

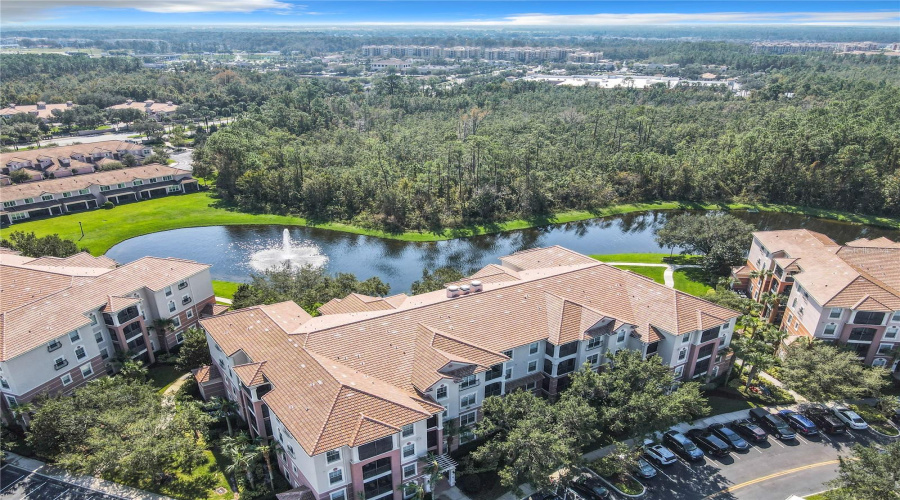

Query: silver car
<box><xmin>643</xmin><ymin>441</ymin><xmax>677</xmax><ymax>466</ymax></box>
<box><xmin>832</xmin><ymin>407</ymin><xmax>868</xmax><ymax>430</ymax></box>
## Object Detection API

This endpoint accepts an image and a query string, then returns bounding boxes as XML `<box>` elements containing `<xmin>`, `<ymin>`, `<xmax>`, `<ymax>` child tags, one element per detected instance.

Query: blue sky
<box><xmin>2</xmin><ymin>1</ymin><xmax>899</xmax><ymax>26</ymax></box>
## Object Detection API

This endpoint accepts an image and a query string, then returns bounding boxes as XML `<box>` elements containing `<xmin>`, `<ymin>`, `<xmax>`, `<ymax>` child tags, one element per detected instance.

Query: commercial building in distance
<box><xmin>198</xmin><ymin>246</ymin><xmax>739</xmax><ymax>500</ymax></box>
<box><xmin>732</xmin><ymin>230</ymin><xmax>900</xmax><ymax>371</ymax></box>
<box><xmin>0</xmin><ymin>250</ymin><xmax>214</xmax><ymax>414</ymax></box>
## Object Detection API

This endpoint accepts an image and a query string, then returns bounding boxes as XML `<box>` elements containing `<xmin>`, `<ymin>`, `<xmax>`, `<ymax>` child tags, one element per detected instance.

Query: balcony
<box><xmin>178</xmin><ymin>281</ymin><xmax>189</xmax><ymax>290</ymax></box>
<box><xmin>847</xmin><ymin>328</ymin><xmax>876</xmax><ymax>343</ymax></box>
<box><xmin>54</xmin><ymin>359</ymin><xmax>69</xmax><ymax>371</ymax></box>
<box><xmin>47</xmin><ymin>340</ymin><xmax>62</xmax><ymax>352</ymax></box>
<box><xmin>181</xmin><ymin>296</ymin><xmax>193</xmax><ymax>305</ymax></box>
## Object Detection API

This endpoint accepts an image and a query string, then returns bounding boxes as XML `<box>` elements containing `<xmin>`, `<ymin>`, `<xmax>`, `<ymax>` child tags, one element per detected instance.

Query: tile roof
<box><xmin>106</xmin><ymin>100</ymin><xmax>178</xmax><ymax>114</ymax></box>
<box><xmin>1</xmin><ymin>141</ymin><xmax>147</xmax><ymax>167</ymax></box>
<box><xmin>753</xmin><ymin>230</ymin><xmax>900</xmax><ymax>310</ymax></box>
<box><xmin>27</xmin><ymin>253</ymin><xmax>117</xmax><ymax>269</ymax></box>
<box><xmin>201</xmin><ymin>247</ymin><xmax>739</xmax><ymax>455</ymax></box>
<box><xmin>318</xmin><ymin>293</ymin><xmax>408</xmax><ymax>315</ymax></box>
<box><xmin>500</xmin><ymin>245</ymin><xmax>598</xmax><ymax>271</ymax></box>
<box><xmin>0</xmin><ymin>103</ymin><xmax>76</xmax><ymax>120</ymax></box>
<box><xmin>0</xmin><ymin>164</ymin><xmax>190</xmax><ymax>202</ymax></box>
<box><xmin>193</xmin><ymin>365</ymin><xmax>220</xmax><ymax>384</ymax></box>
<box><xmin>102</xmin><ymin>295</ymin><xmax>141</xmax><ymax>313</ymax></box>
<box><xmin>0</xmin><ymin>256</ymin><xmax>210</xmax><ymax>361</ymax></box>
<box><xmin>233</xmin><ymin>362</ymin><xmax>267</xmax><ymax>386</ymax></box>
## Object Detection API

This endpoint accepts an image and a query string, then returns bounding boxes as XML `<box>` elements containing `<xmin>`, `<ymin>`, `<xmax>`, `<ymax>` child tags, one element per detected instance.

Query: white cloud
<box><xmin>2</xmin><ymin>0</ymin><xmax>292</xmax><ymax>22</ymax></box>
<box><xmin>485</xmin><ymin>11</ymin><xmax>900</xmax><ymax>26</ymax></box>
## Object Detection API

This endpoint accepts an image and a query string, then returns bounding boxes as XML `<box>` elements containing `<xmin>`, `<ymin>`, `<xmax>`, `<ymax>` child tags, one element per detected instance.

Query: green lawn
<box><xmin>147</xmin><ymin>449</ymin><xmax>232</xmax><ymax>500</ymax></box>
<box><xmin>704</xmin><ymin>395</ymin><xmax>756</xmax><ymax>417</ymax></box>
<box><xmin>11</xmin><ymin>193</ymin><xmax>900</xmax><ymax>256</ymax></box>
<box><xmin>613</xmin><ymin>265</ymin><xmax>666</xmax><ymax>284</ymax></box>
<box><xmin>591</xmin><ymin>253</ymin><xmax>700</xmax><ymax>264</ymax></box>
<box><xmin>212</xmin><ymin>280</ymin><xmax>241</xmax><ymax>299</ymax></box>
<box><xmin>673</xmin><ymin>268</ymin><xmax>714</xmax><ymax>296</ymax></box>
<box><xmin>147</xmin><ymin>364</ymin><xmax>185</xmax><ymax>394</ymax></box>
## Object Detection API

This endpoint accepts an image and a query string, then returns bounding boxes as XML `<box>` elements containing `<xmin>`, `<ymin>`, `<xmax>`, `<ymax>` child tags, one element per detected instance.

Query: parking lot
<box><xmin>0</xmin><ymin>465</ymin><xmax>124</xmax><ymax>500</ymax></box>
<box><xmin>630</xmin><ymin>424</ymin><xmax>895</xmax><ymax>500</ymax></box>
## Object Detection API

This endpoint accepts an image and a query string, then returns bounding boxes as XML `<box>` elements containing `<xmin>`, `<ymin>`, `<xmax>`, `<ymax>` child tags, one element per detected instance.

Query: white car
<box><xmin>832</xmin><ymin>407</ymin><xmax>868</xmax><ymax>430</ymax></box>
<box><xmin>643</xmin><ymin>439</ymin><xmax>677</xmax><ymax>466</ymax></box>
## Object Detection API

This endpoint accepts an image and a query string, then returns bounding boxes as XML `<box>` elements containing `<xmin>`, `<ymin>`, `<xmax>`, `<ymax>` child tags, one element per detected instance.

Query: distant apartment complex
<box><xmin>0</xmin><ymin>101</ymin><xmax>77</xmax><ymax>121</ymax></box>
<box><xmin>197</xmin><ymin>246</ymin><xmax>739</xmax><ymax>500</ymax></box>
<box><xmin>732</xmin><ymin>230</ymin><xmax>900</xmax><ymax>371</ymax></box>
<box><xmin>105</xmin><ymin>99</ymin><xmax>179</xmax><ymax>119</ymax></box>
<box><xmin>1</xmin><ymin>140</ymin><xmax>154</xmax><ymax>181</ymax></box>
<box><xmin>751</xmin><ymin>41</ymin><xmax>883</xmax><ymax>54</ymax></box>
<box><xmin>360</xmin><ymin>45</ymin><xmax>600</xmax><ymax>63</ymax></box>
<box><xmin>0</xmin><ymin>250</ymin><xmax>214</xmax><ymax>415</ymax></box>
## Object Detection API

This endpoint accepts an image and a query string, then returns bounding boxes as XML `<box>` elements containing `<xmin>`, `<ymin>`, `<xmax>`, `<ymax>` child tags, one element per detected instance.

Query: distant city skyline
<box><xmin>2</xmin><ymin>1</ymin><xmax>899</xmax><ymax>26</ymax></box>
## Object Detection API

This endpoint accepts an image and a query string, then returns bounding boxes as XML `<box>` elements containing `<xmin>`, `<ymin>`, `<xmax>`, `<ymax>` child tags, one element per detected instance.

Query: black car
<box><xmin>663</xmin><ymin>430</ymin><xmax>704</xmax><ymax>461</ymax></box>
<box><xmin>748</xmin><ymin>408</ymin><xmax>796</xmax><ymax>440</ymax></box>
<box><xmin>568</xmin><ymin>476</ymin><xmax>610</xmax><ymax>500</ymax></box>
<box><xmin>803</xmin><ymin>407</ymin><xmax>847</xmax><ymax>434</ymax></box>
<box><xmin>686</xmin><ymin>428</ymin><xmax>731</xmax><ymax>457</ymax></box>
<box><xmin>730</xmin><ymin>418</ymin><xmax>768</xmax><ymax>443</ymax></box>
<box><xmin>707</xmin><ymin>423</ymin><xmax>750</xmax><ymax>451</ymax></box>
<box><xmin>778</xmin><ymin>410</ymin><xmax>819</xmax><ymax>436</ymax></box>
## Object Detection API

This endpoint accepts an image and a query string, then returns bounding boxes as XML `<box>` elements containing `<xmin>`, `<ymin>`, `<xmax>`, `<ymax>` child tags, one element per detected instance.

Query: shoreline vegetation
<box><xmin>9</xmin><ymin>191</ymin><xmax>900</xmax><ymax>256</ymax></box>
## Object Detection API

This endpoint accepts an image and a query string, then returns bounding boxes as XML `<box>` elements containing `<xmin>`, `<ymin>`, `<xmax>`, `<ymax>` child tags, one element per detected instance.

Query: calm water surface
<box><xmin>106</xmin><ymin>211</ymin><xmax>900</xmax><ymax>294</ymax></box>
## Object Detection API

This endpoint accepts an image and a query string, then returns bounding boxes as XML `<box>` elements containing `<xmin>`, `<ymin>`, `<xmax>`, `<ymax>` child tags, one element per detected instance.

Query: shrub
<box><xmin>458</xmin><ymin>474</ymin><xmax>482</xmax><ymax>494</ymax></box>
<box><xmin>101</xmin><ymin>201</ymin><xmax>114</xmax><ymax>209</ymax></box>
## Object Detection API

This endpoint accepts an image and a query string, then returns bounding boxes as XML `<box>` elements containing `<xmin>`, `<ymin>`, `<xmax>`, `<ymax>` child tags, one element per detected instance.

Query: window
<box><xmin>61</xmin><ymin>373</ymin><xmax>73</xmax><ymax>386</ymax></box>
<box><xmin>165</xmin><ymin>286</ymin><xmax>173</xmax><ymax>297</ymax></box>
<box><xmin>175</xmin><ymin>332</ymin><xmax>185</xmax><ymax>344</ymax></box>
<box><xmin>616</xmin><ymin>331</ymin><xmax>626</xmax><ymax>343</ymax></box>
<box><xmin>786</xmin><ymin>314</ymin><xmax>794</xmax><ymax>325</ymax></box>
<box><xmin>557</xmin><ymin>358</ymin><xmax>577</xmax><ymax>375</ymax></box>
<box><xmin>162</xmin><ymin>175</ymin><xmax>174</xmax><ymax>181</ymax></box>
<box><xmin>0</xmin><ymin>378</ymin><xmax>8</xmax><ymax>389</ymax></box>
<box><xmin>3</xmin><ymin>201</ymin><xmax>17</xmax><ymax>208</ymax></box>
<box><xmin>459</xmin><ymin>429</ymin><xmax>476</xmax><ymax>445</ymax></box>
<box><xmin>100</xmin><ymin>348</ymin><xmax>109</xmax><ymax>360</ymax></box>
<box><xmin>403</xmin><ymin>463</ymin><xmax>416</xmax><ymax>479</ymax></box>
<box><xmin>74</xmin><ymin>345</ymin><xmax>86</xmax><ymax>360</ymax></box>
<box><xmin>700</xmin><ymin>326</ymin><xmax>721</xmax><ymax>343</ymax></box>
<box><xmin>167</xmin><ymin>185</ymin><xmax>181</xmax><ymax>193</ymax></box>
<box><xmin>186</xmin><ymin>309</ymin><xmax>194</xmax><ymax>319</ymax></box>
<box><xmin>48</xmin><ymin>340</ymin><xmax>62</xmax><ymax>352</ymax></box>
<box><xmin>674</xmin><ymin>365</ymin><xmax>684</xmax><ymax>378</ymax></box>
<box><xmin>697</xmin><ymin>343</ymin><xmax>715</xmax><ymax>360</ymax></box>
<box><xmin>678</xmin><ymin>348</ymin><xmax>687</xmax><ymax>361</ymax></box>
<box><xmin>286</xmin><ymin>444</ymin><xmax>295</xmax><ymax>457</ymax></box>
<box><xmin>892</xmin><ymin>311</ymin><xmax>900</xmax><ymax>322</ymax></box>
<box><xmin>822</xmin><ymin>324</ymin><xmax>837</xmax><ymax>336</ymax></box>
<box><xmin>402</xmin><ymin>443</ymin><xmax>415</xmax><ymax>458</ymax></box>
<box><xmin>94</xmin><ymin>330</ymin><xmax>103</xmax><ymax>342</ymax></box>
<box><xmin>80</xmin><ymin>364</ymin><xmax>94</xmax><ymax>378</ymax></box>
<box><xmin>484</xmin><ymin>364</ymin><xmax>503</xmax><ymax>381</ymax></box>
<box><xmin>527</xmin><ymin>360</ymin><xmax>538</xmax><ymax>373</ymax></box>
<box><xmin>182</xmin><ymin>294</ymin><xmax>192</xmax><ymax>305</ymax></box>
<box><xmin>558</xmin><ymin>341</ymin><xmax>578</xmax><ymax>357</ymax></box>
<box><xmin>24</xmin><ymin>198</ymin><xmax>34</xmax><ymax>204</ymax></box>
<box><xmin>502</xmin><ymin>349</ymin><xmax>513</xmax><ymax>359</ymax></box>
<box><xmin>529</xmin><ymin>342</ymin><xmax>539</xmax><ymax>354</ymax></box>
<box><xmin>436</xmin><ymin>386</ymin><xmax>447</xmax><ymax>400</ymax></box>
<box><xmin>89</xmin><ymin>313</ymin><xmax>97</xmax><ymax>326</ymax></box>
<box><xmin>792</xmin><ymin>298</ymin><xmax>798</xmax><ymax>308</ymax></box>
<box><xmin>484</xmin><ymin>382</ymin><xmax>502</xmax><ymax>398</ymax></box>
<box><xmin>878</xmin><ymin>344</ymin><xmax>895</xmax><ymax>355</ymax></box>
<box><xmin>6</xmin><ymin>395</ymin><xmax>17</xmax><ymax>407</ymax></box>
<box><xmin>886</xmin><ymin>327</ymin><xmax>898</xmax><ymax>339</ymax></box>
<box><xmin>523</xmin><ymin>381</ymin><xmax>537</xmax><ymax>391</ymax></box>
<box><xmin>460</xmin><ymin>393</ymin><xmax>476</xmax><ymax>408</ymax></box>
<box><xmin>328</xmin><ymin>469</ymin><xmax>343</xmax><ymax>485</ymax></box>
<box><xmin>586</xmin><ymin>354</ymin><xmax>599</xmax><ymax>365</ymax></box>
<box><xmin>545</xmin><ymin>342</ymin><xmax>556</xmax><ymax>357</ymax></box>
<box><xmin>168</xmin><ymin>301</ymin><xmax>176</xmax><ymax>313</ymax></box>
<box><xmin>460</xmin><ymin>411</ymin><xmax>477</xmax><ymax>426</ymax></box>
<box><xmin>99</xmin><ymin>186</ymin><xmax>110</xmax><ymax>192</ymax></box>
<box><xmin>172</xmin><ymin>316</ymin><xmax>182</xmax><ymax>328</ymax></box>
<box><xmin>830</xmin><ymin>308</ymin><xmax>842</xmax><ymax>319</ymax></box>
<box><xmin>11</xmin><ymin>213</ymin><xmax>28</xmax><ymax>221</ymax></box>
<box><xmin>326</xmin><ymin>449</ymin><xmax>341</xmax><ymax>463</ymax></box>
<box><xmin>358</xmin><ymin>436</ymin><xmax>393</xmax><ymax>461</ymax></box>
<box><xmin>78</xmin><ymin>188</ymin><xmax>89</xmax><ymax>195</ymax></box>
<box><xmin>69</xmin><ymin>330</ymin><xmax>80</xmax><ymax>342</ymax></box>
<box><xmin>401</xmin><ymin>424</ymin><xmax>414</xmax><ymax>438</ymax></box>
<box><xmin>587</xmin><ymin>336</ymin><xmax>603</xmax><ymax>350</ymax></box>
<box><xmin>854</xmin><ymin>311</ymin><xmax>886</xmax><ymax>326</ymax></box>
<box><xmin>54</xmin><ymin>356</ymin><xmax>68</xmax><ymax>370</ymax></box>
<box><xmin>133</xmin><ymin>179</ymin><xmax>143</xmax><ymax>186</ymax></box>
<box><xmin>331</xmin><ymin>491</ymin><xmax>347</xmax><ymax>500</ymax></box>
<box><xmin>459</xmin><ymin>374</ymin><xmax>478</xmax><ymax>389</ymax></box>
<box><xmin>682</xmin><ymin>334</ymin><xmax>691</xmax><ymax>344</ymax></box>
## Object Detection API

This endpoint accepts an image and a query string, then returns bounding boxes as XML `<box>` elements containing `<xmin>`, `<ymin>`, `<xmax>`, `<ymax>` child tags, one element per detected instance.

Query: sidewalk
<box><xmin>2</xmin><ymin>452</ymin><xmax>170</xmax><ymax>500</ymax></box>
<box><xmin>602</xmin><ymin>262</ymin><xmax>701</xmax><ymax>289</ymax></box>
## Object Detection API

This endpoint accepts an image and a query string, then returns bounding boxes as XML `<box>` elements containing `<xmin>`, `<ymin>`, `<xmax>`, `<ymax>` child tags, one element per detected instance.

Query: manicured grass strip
<box><xmin>673</xmin><ymin>268</ymin><xmax>715</xmax><ymax>296</ymax></box>
<box><xmin>704</xmin><ymin>395</ymin><xmax>755</xmax><ymax>417</ymax></box>
<box><xmin>591</xmin><ymin>252</ymin><xmax>702</xmax><ymax>264</ymax></box>
<box><xmin>11</xmin><ymin>192</ymin><xmax>900</xmax><ymax>256</ymax></box>
<box><xmin>212</xmin><ymin>280</ymin><xmax>241</xmax><ymax>299</ymax></box>
<box><xmin>612</xmin><ymin>265</ymin><xmax>666</xmax><ymax>285</ymax></box>
<box><xmin>147</xmin><ymin>364</ymin><xmax>184</xmax><ymax>394</ymax></box>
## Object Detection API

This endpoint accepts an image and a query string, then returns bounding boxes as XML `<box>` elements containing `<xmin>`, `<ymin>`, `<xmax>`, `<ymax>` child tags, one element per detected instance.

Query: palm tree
<box><xmin>209</xmin><ymin>397</ymin><xmax>240</xmax><ymax>436</ymax></box>
<box><xmin>442</xmin><ymin>420</ymin><xmax>460</xmax><ymax>451</ymax></box>
<box><xmin>151</xmin><ymin>318</ymin><xmax>176</xmax><ymax>354</ymax></box>
<box><xmin>762</xmin><ymin>327</ymin><xmax>790</xmax><ymax>358</ymax></box>
<box><xmin>398</xmin><ymin>481</ymin><xmax>426</xmax><ymax>500</ymax></box>
<box><xmin>744</xmin><ymin>347</ymin><xmax>775</xmax><ymax>391</ymax></box>
<box><xmin>9</xmin><ymin>402</ymin><xmax>34</xmax><ymax>432</ymax></box>
<box><xmin>118</xmin><ymin>359</ymin><xmax>148</xmax><ymax>381</ymax></box>
<box><xmin>220</xmin><ymin>432</ymin><xmax>251</xmax><ymax>453</ymax></box>
<box><xmin>254</xmin><ymin>437</ymin><xmax>281</xmax><ymax>488</ymax></box>
<box><xmin>225</xmin><ymin>447</ymin><xmax>257</xmax><ymax>490</ymax></box>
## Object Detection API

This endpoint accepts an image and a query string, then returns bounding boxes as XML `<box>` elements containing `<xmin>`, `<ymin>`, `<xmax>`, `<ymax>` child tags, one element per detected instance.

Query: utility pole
<box><xmin>79</xmin><ymin>221</ymin><xmax>84</xmax><ymax>239</ymax></box>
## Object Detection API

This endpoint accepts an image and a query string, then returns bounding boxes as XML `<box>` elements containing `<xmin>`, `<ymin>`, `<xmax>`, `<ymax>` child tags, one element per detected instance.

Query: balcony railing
<box><xmin>54</xmin><ymin>359</ymin><xmax>69</xmax><ymax>370</ymax></box>
<box><xmin>178</xmin><ymin>281</ymin><xmax>188</xmax><ymax>290</ymax></box>
<box><xmin>181</xmin><ymin>296</ymin><xmax>193</xmax><ymax>305</ymax></box>
<box><xmin>47</xmin><ymin>340</ymin><xmax>62</xmax><ymax>352</ymax></box>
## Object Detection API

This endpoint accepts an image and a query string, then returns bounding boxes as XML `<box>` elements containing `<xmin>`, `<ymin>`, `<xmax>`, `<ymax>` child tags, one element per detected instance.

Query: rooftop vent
<box><xmin>471</xmin><ymin>280</ymin><xmax>483</xmax><ymax>292</ymax></box>
<box><xmin>36</xmin><ymin>102</ymin><xmax>46</xmax><ymax>109</ymax></box>
<box><xmin>460</xmin><ymin>285</ymin><xmax>471</xmax><ymax>295</ymax></box>
<box><xmin>446</xmin><ymin>285</ymin><xmax>460</xmax><ymax>298</ymax></box>
<box><xmin>66</xmin><ymin>101</ymin><xmax>73</xmax><ymax>107</ymax></box>
<box><xmin>126</xmin><ymin>99</ymin><xmax>133</xmax><ymax>104</ymax></box>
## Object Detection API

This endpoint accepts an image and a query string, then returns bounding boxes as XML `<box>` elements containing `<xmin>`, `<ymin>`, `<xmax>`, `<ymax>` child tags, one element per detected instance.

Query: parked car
<box><xmin>686</xmin><ymin>428</ymin><xmax>731</xmax><ymax>457</ymax></box>
<box><xmin>803</xmin><ymin>407</ymin><xmax>847</xmax><ymax>434</ymax></box>
<box><xmin>832</xmin><ymin>407</ymin><xmax>868</xmax><ymax>430</ymax></box>
<box><xmin>748</xmin><ymin>408</ymin><xmax>796</xmax><ymax>440</ymax></box>
<box><xmin>707</xmin><ymin>423</ymin><xmax>750</xmax><ymax>451</ymax></box>
<box><xmin>729</xmin><ymin>419</ymin><xmax>768</xmax><ymax>443</ymax></box>
<box><xmin>643</xmin><ymin>439</ymin><xmax>678</xmax><ymax>466</ymax></box>
<box><xmin>632</xmin><ymin>458</ymin><xmax>657</xmax><ymax>479</ymax></box>
<box><xmin>528</xmin><ymin>491</ymin><xmax>563</xmax><ymax>500</ymax></box>
<box><xmin>663</xmin><ymin>430</ymin><xmax>704</xmax><ymax>461</ymax></box>
<box><xmin>567</xmin><ymin>473</ymin><xmax>610</xmax><ymax>500</ymax></box>
<box><xmin>778</xmin><ymin>409</ymin><xmax>819</xmax><ymax>436</ymax></box>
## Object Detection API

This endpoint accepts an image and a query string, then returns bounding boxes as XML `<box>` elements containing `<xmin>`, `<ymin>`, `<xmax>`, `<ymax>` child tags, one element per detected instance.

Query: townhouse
<box><xmin>0</xmin><ymin>101</ymin><xmax>76</xmax><ymax>121</ymax></box>
<box><xmin>1</xmin><ymin>140</ymin><xmax>155</xmax><ymax>181</ymax></box>
<box><xmin>198</xmin><ymin>246</ymin><xmax>739</xmax><ymax>500</ymax></box>
<box><xmin>105</xmin><ymin>99</ymin><xmax>178</xmax><ymax>120</ymax></box>
<box><xmin>1</xmin><ymin>164</ymin><xmax>198</xmax><ymax>225</ymax></box>
<box><xmin>0</xmin><ymin>250</ymin><xmax>215</xmax><ymax>415</ymax></box>
<box><xmin>732</xmin><ymin>230</ymin><xmax>900</xmax><ymax>371</ymax></box>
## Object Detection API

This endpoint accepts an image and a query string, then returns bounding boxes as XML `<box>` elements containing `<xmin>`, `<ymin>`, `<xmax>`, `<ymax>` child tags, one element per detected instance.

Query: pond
<box><xmin>106</xmin><ymin>210</ymin><xmax>900</xmax><ymax>294</ymax></box>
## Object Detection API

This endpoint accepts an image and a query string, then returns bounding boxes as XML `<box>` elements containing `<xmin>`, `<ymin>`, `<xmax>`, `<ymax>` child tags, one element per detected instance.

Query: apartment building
<box><xmin>370</xmin><ymin>59</ymin><xmax>412</xmax><ymax>71</ymax></box>
<box><xmin>732</xmin><ymin>230</ymin><xmax>900</xmax><ymax>370</ymax></box>
<box><xmin>1</xmin><ymin>140</ymin><xmax>155</xmax><ymax>180</ymax></box>
<box><xmin>198</xmin><ymin>246</ymin><xmax>739</xmax><ymax>500</ymax></box>
<box><xmin>105</xmin><ymin>99</ymin><xmax>179</xmax><ymax>119</ymax></box>
<box><xmin>0</xmin><ymin>251</ymin><xmax>214</xmax><ymax>415</ymax></box>
<box><xmin>1</xmin><ymin>164</ymin><xmax>198</xmax><ymax>225</ymax></box>
<box><xmin>0</xmin><ymin>101</ymin><xmax>76</xmax><ymax>121</ymax></box>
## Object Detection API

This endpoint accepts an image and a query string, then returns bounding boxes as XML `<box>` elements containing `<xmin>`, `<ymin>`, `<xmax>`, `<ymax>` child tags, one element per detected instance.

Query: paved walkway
<box><xmin>602</xmin><ymin>262</ymin><xmax>701</xmax><ymax>289</ymax></box>
<box><xmin>1</xmin><ymin>452</ymin><xmax>170</xmax><ymax>500</ymax></box>
<box><xmin>162</xmin><ymin>373</ymin><xmax>192</xmax><ymax>397</ymax></box>
<box><xmin>215</xmin><ymin>297</ymin><xmax>233</xmax><ymax>304</ymax></box>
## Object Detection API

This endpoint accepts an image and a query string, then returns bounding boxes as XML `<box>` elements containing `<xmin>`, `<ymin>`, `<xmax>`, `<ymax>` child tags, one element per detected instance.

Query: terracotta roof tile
<box><xmin>0</xmin><ymin>164</ymin><xmax>190</xmax><ymax>202</ymax></box>
<box><xmin>102</xmin><ymin>295</ymin><xmax>141</xmax><ymax>313</ymax></box>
